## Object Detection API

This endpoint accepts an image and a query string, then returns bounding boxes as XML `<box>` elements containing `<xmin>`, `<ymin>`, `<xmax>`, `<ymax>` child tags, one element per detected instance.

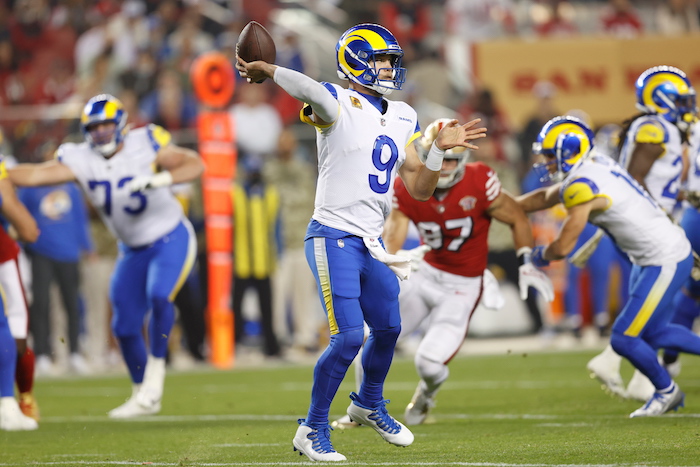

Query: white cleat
<box><xmin>587</xmin><ymin>346</ymin><xmax>626</xmax><ymax>398</ymax></box>
<box><xmin>630</xmin><ymin>383</ymin><xmax>685</xmax><ymax>418</ymax></box>
<box><xmin>346</xmin><ymin>392</ymin><xmax>414</xmax><ymax>447</ymax></box>
<box><xmin>0</xmin><ymin>397</ymin><xmax>38</xmax><ymax>431</ymax></box>
<box><xmin>136</xmin><ymin>356</ymin><xmax>166</xmax><ymax>408</ymax></box>
<box><xmin>108</xmin><ymin>395</ymin><xmax>161</xmax><ymax>419</ymax></box>
<box><xmin>404</xmin><ymin>381</ymin><xmax>435</xmax><ymax>426</ymax></box>
<box><xmin>330</xmin><ymin>414</ymin><xmax>359</xmax><ymax>430</ymax></box>
<box><xmin>292</xmin><ymin>419</ymin><xmax>346</xmax><ymax>462</ymax></box>
<box><xmin>108</xmin><ymin>384</ymin><xmax>161</xmax><ymax>419</ymax></box>
<box><xmin>626</xmin><ymin>369</ymin><xmax>655</xmax><ymax>402</ymax></box>
<box><xmin>627</xmin><ymin>356</ymin><xmax>682</xmax><ymax>402</ymax></box>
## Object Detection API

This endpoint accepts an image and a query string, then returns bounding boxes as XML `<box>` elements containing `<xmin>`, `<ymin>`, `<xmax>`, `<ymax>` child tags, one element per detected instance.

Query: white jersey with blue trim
<box><xmin>562</xmin><ymin>154</ymin><xmax>690</xmax><ymax>266</ymax></box>
<box><xmin>618</xmin><ymin>115</ymin><xmax>683</xmax><ymax>215</ymax></box>
<box><xmin>303</xmin><ymin>83</ymin><xmax>420</xmax><ymax>238</ymax></box>
<box><xmin>57</xmin><ymin>125</ymin><xmax>184</xmax><ymax>247</ymax></box>
<box><xmin>686</xmin><ymin>120</ymin><xmax>700</xmax><ymax>193</ymax></box>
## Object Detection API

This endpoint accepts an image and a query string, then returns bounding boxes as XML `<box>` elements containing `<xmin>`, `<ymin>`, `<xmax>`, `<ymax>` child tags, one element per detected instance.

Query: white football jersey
<box><xmin>303</xmin><ymin>84</ymin><xmax>420</xmax><ymax>237</ymax></box>
<box><xmin>686</xmin><ymin>120</ymin><xmax>700</xmax><ymax>193</ymax></box>
<box><xmin>58</xmin><ymin>125</ymin><xmax>184</xmax><ymax>247</ymax></box>
<box><xmin>561</xmin><ymin>154</ymin><xmax>690</xmax><ymax>266</ymax></box>
<box><xmin>618</xmin><ymin>115</ymin><xmax>684</xmax><ymax>215</ymax></box>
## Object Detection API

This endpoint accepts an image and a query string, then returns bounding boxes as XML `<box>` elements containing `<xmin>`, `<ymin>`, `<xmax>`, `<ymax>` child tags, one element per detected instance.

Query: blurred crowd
<box><xmin>1</xmin><ymin>0</ymin><xmax>699</xmax><ymax>374</ymax></box>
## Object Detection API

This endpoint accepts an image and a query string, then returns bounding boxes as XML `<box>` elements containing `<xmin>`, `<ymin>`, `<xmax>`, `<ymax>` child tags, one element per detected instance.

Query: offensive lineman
<box><xmin>9</xmin><ymin>94</ymin><xmax>204</xmax><ymax>419</ymax></box>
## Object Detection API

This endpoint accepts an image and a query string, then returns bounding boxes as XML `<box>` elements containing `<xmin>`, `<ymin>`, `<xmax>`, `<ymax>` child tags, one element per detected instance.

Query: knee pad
<box><xmin>370</xmin><ymin>326</ymin><xmax>401</xmax><ymax>346</ymax></box>
<box><xmin>328</xmin><ymin>327</ymin><xmax>365</xmax><ymax>369</ymax></box>
<box><xmin>111</xmin><ymin>312</ymin><xmax>141</xmax><ymax>339</ymax></box>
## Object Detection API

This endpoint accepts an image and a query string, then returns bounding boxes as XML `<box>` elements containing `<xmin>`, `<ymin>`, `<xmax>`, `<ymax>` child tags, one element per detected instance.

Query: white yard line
<box><xmin>1</xmin><ymin>461</ymin><xmax>699</xmax><ymax>467</ymax></box>
<box><xmin>38</xmin><ymin>412</ymin><xmax>700</xmax><ymax>424</ymax></box>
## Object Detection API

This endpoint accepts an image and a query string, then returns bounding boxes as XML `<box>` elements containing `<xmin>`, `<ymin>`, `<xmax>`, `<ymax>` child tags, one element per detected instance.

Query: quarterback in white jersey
<box><xmin>519</xmin><ymin>116</ymin><xmax>700</xmax><ymax>418</ymax></box>
<box><xmin>237</xmin><ymin>23</ymin><xmax>486</xmax><ymax>462</ymax></box>
<box><xmin>9</xmin><ymin>94</ymin><xmax>204</xmax><ymax>419</ymax></box>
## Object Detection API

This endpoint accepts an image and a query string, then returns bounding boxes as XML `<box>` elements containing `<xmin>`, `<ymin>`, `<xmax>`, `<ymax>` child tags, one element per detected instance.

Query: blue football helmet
<box><xmin>336</xmin><ymin>23</ymin><xmax>406</xmax><ymax>95</ymax></box>
<box><xmin>533</xmin><ymin>116</ymin><xmax>595</xmax><ymax>182</ymax></box>
<box><xmin>636</xmin><ymin>66</ymin><xmax>697</xmax><ymax>131</ymax></box>
<box><xmin>80</xmin><ymin>94</ymin><xmax>128</xmax><ymax>156</ymax></box>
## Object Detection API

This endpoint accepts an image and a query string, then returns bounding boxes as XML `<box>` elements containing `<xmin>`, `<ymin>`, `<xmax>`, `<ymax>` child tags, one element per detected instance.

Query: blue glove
<box><xmin>531</xmin><ymin>245</ymin><xmax>550</xmax><ymax>268</ymax></box>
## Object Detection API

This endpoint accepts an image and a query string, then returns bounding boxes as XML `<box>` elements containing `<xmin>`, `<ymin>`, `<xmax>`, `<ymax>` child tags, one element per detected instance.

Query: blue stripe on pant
<box><xmin>303</xmin><ymin>235</ymin><xmax>400</xmax><ymax>427</ymax></box>
<box><xmin>110</xmin><ymin>220</ymin><xmax>196</xmax><ymax>383</ymax></box>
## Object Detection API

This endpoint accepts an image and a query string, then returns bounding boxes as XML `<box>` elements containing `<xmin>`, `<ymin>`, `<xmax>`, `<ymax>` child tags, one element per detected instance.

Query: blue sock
<box><xmin>358</xmin><ymin>326</ymin><xmax>400</xmax><ymax>406</ymax></box>
<box><xmin>306</xmin><ymin>328</ymin><xmax>364</xmax><ymax>427</ymax></box>
<box><xmin>148</xmin><ymin>296</ymin><xmax>175</xmax><ymax>358</ymax></box>
<box><xmin>117</xmin><ymin>334</ymin><xmax>148</xmax><ymax>383</ymax></box>
<box><xmin>611</xmin><ymin>332</ymin><xmax>671</xmax><ymax>390</ymax></box>
<box><xmin>0</xmin><ymin>319</ymin><xmax>17</xmax><ymax>397</ymax></box>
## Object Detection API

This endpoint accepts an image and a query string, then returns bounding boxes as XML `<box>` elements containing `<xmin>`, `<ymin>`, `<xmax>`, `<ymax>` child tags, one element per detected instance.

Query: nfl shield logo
<box><xmin>380</xmin><ymin>118</ymin><xmax>386</xmax><ymax>126</ymax></box>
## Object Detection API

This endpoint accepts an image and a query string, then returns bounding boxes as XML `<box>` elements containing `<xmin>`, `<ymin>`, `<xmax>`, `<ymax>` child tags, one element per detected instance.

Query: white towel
<box><xmin>481</xmin><ymin>268</ymin><xmax>505</xmax><ymax>311</ymax></box>
<box><xmin>363</xmin><ymin>237</ymin><xmax>412</xmax><ymax>281</ymax></box>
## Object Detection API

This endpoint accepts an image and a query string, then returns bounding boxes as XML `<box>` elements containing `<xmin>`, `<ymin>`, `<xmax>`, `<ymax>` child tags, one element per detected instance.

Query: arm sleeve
<box><xmin>273</xmin><ymin>67</ymin><xmax>339</xmax><ymax>123</ymax></box>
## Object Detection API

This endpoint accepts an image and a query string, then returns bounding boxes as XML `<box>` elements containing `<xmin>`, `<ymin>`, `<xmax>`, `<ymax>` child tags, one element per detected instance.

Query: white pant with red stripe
<box><xmin>0</xmin><ymin>258</ymin><xmax>29</xmax><ymax>339</ymax></box>
<box><xmin>399</xmin><ymin>262</ymin><xmax>482</xmax><ymax>384</ymax></box>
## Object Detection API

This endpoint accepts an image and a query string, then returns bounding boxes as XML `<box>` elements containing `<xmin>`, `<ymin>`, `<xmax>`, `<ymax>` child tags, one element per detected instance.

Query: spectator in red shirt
<box><xmin>35</xmin><ymin>58</ymin><xmax>76</xmax><ymax>104</ymax></box>
<box><xmin>535</xmin><ymin>0</ymin><xmax>579</xmax><ymax>38</ymax></box>
<box><xmin>378</xmin><ymin>0</ymin><xmax>432</xmax><ymax>61</ymax></box>
<box><xmin>601</xmin><ymin>0</ymin><xmax>644</xmax><ymax>38</ymax></box>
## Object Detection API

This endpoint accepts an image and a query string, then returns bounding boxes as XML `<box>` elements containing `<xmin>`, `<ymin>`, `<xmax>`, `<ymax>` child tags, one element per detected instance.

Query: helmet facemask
<box><xmin>418</xmin><ymin>118</ymin><xmax>471</xmax><ymax>189</ymax></box>
<box><xmin>636</xmin><ymin>66</ymin><xmax>698</xmax><ymax>132</ymax></box>
<box><xmin>436</xmin><ymin>148</ymin><xmax>469</xmax><ymax>189</ymax></box>
<box><xmin>532</xmin><ymin>116</ymin><xmax>594</xmax><ymax>183</ymax></box>
<box><xmin>80</xmin><ymin>94</ymin><xmax>128</xmax><ymax>158</ymax></box>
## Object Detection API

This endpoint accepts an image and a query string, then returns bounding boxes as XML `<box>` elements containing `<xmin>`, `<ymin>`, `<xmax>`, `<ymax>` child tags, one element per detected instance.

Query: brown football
<box><xmin>236</xmin><ymin>21</ymin><xmax>276</xmax><ymax>83</ymax></box>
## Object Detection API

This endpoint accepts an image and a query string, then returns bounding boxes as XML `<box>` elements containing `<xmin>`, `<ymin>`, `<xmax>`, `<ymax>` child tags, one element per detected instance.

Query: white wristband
<box><xmin>516</xmin><ymin>246</ymin><xmax>532</xmax><ymax>266</ymax></box>
<box><xmin>424</xmin><ymin>141</ymin><xmax>445</xmax><ymax>172</ymax></box>
<box><xmin>151</xmin><ymin>171</ymin><xmax>174</xmax><ymax>188</ymax></box>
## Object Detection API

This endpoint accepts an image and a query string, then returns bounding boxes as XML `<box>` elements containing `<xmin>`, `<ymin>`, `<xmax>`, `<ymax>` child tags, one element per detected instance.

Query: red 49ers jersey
<box><xmin>0</xmin><ymin>155</ymin><xmax>19</xmax><ymax>262</ymax></box>
<box><xmin>0</xmin><ymin>226</ymin><xmax>19</xmax><ymax>263</ymax></box>
<box><xmin>393</xmin><ymin>162</ymin><xmax>500</xmax><ymax>277</ymax></box>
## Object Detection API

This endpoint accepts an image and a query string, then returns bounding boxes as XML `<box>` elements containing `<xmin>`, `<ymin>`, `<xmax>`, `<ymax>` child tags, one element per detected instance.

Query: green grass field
<box><xmin>2</xmin><ymin>347</ymin><xmax>700</xmax><ymax>466</ymax></box>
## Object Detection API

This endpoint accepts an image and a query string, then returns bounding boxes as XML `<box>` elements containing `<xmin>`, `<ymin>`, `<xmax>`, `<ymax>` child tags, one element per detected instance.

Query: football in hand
<box><xmin>236</xmin><ymin>21</ymin><xmax>276</xmax><ymax>82</ymax></box>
